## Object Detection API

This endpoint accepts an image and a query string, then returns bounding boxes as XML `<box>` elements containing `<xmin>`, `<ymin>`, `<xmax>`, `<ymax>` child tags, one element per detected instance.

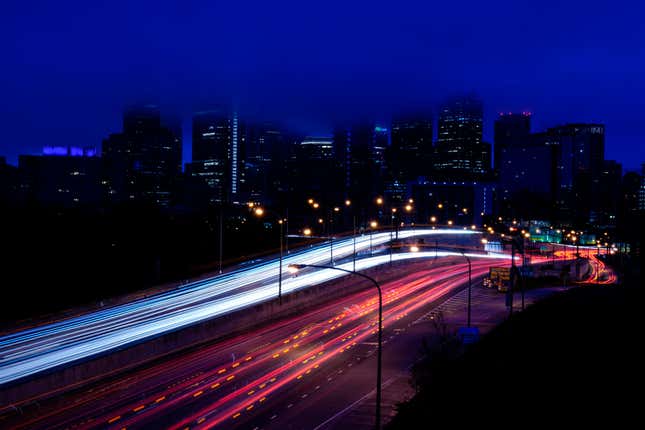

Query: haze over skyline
<box><xmin>2</xmin><ymin>0</ymin><xmax>644</xmax><ymax>169</ymax></box>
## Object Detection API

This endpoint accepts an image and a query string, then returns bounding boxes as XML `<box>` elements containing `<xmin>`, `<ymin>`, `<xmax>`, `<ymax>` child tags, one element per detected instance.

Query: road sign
<box><xmin>458</xmin><ymin>327</ymin><xmax>480</xmax><ymax>344</ymax></box>
<box><xmin>489</xmin><ymin>266</ymin><xmax>511</xmax><ymax>292</ymax></box>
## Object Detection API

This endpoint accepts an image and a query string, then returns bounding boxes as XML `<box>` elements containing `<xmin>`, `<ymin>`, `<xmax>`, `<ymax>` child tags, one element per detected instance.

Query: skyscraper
<box><xmin>244</xmin><ymin>123</ymin><xmax>292</xmax><ymax>205</ymax></box>
<box><xmin>186</xmin><ymin>109</ymin><xmax>245</xmax><ymax>205</ymax></box>
<box><xmin>388</xmin><ymin>115</ymin><xmax>433</xmax><ymax>180</ymax></box>
<box><xmin>494</xmin><ymin>112</ymin><xmax>532</xmax><ymax>174</ymax></box>
<box><xmin>297</xmin><ymin>136</ymin><xmax>334</xmax><ymax>161</ymax></box>
<box><xmin>435</xmin><ymin>94</ymin><xmax>490</xmax><ymax>178</ymax></box>
<box><xmin>547</xmin><ymin>123</ymin><xmax>605</xmax><ymax>223</ymax></box>
<box><xmin>102</xmin><ymin>104</ymin><xmax>182</xmax><ymax>207</ymax></box>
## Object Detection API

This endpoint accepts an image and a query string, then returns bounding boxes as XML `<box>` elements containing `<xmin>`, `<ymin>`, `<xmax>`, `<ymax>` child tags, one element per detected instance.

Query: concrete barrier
<box><xmin>0</xmin><ymin>258</ymin><xmax>445</xmax><ymax>407</ymax></box>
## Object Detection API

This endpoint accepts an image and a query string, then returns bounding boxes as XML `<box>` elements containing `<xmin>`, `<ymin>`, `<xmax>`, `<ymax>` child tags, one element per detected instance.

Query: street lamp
<box><xmin>369</xmin><ymin>220</ymin><xmax>378</xmax><ymax>255</ymax></box>
<box><xmin>255</xmin><ymin>207</ymin><xmax>286</xmax><ymax>305</ymax></box>
<box><xmin>287</xmin><ymin>263</ymin><xmax>383</xmax><ymax>430</ymax></box>
<box><xmin>459</xmin><ymin>250</ymin><xmax>473</xmax><ymax>327</ymax></box>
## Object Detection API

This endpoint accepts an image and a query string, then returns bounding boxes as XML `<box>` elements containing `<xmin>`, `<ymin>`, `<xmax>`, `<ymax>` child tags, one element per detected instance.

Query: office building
<box><xmin>102</xmin><ymin>104</ymin><xmax>182</xmax><ymax>207</ymax></box>
<box><xmin>18</xmin><ymin>147</ymin><xmax>103</xmax><ymax>207</ymax></box>
<box><xmin>494</xmin><ymin>112</ymin><xmax>532</xmax><ymax>174</ymax></box>
<box><xmin>388</xmin><ymin>115</ymin><xmax>433</xmax><ymax>181</ymax></box>
<box><xmin>435</xmin><ymin>95</ymin><xmax>490</xmax><ymax>178</ymax></box>
<box><xmin>333</xmin><ymin>123</ymin><xmax>382</xmax><ymax>205</ymax></box>
<box><xmin>187</xmin><ymin>109</ymin><xmax>245</xmax><ymax>205</ymax></box>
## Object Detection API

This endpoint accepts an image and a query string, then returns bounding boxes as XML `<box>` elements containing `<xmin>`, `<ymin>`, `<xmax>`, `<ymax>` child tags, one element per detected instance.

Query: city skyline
<box><xmin>0</xmin><ymin>100</ymin><xmax>642</xmax><ymax>174</ymax></box>
<box><xmin>2</xmin><ymin>0</ymin><xmax>645</xmax><ymax>169</ymax></box>
<box><xmin>1</xmin><ymin>2</ymin><xmax>642</xmax><ymax>428</ymax></box>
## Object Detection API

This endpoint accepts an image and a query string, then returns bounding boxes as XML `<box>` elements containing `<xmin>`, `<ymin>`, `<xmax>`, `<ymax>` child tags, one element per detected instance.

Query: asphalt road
<box><xmin>1</xmin><ymin>255</ymin><xmax>508</xmax><ymax>430</ymax></box>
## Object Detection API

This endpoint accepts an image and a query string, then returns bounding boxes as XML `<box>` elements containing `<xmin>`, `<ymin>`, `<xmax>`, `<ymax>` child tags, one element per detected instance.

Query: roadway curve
<box><xmin>2</xmin><ymin>255</ymin><xmax>506</xmax><ymax>430</ymax></box>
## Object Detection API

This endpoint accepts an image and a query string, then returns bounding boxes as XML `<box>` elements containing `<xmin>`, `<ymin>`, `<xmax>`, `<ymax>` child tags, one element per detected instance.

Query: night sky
<box><xmin>2</xmin><ymin>0</ymin><xmax>644</xmax><ymax>169</ymax></box>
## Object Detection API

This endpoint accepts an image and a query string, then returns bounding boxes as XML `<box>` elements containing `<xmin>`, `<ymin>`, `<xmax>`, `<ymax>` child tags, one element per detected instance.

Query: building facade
<box><xmin>102</xmin><ymin>104</ymin><xmax>182</xmax><ymax>207</ymax></box>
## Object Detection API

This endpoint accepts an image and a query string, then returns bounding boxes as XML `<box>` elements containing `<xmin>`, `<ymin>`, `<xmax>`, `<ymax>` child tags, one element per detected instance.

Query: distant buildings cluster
<box><xmin>0</xmin><ymin>95</ymin><xmax>643</xmax><ymax>231</ymax></box>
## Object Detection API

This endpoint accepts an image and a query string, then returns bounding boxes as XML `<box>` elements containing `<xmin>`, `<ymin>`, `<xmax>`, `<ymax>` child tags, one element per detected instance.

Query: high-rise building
<box><xmin>102</xmin><ymin>104</ymin><xmax>182</xmax><ymax>207</ymax></box>
<box><xmin>18</xmin><ymin>147</ymin><xmax>103</xmax><ymax>207</ymax></box>
<box><xmin>388</xmin><ymin>115</ymin><xmax>433</xmax><ymax>180</ymax></box>
<box><xmin>333</xmin><ymin>123</ymin><xmax>376</xmax><ymax>193</ymax></box>
<box><xmin>289</xmin><ymin>135</ymin><xmax>343</xmax><ymax>207</ymax></box>
<box><xmin>494</xmin><ymin>113</ymin><xmax>550</xmax><ymax>219</ymax></box>
<box><xmin>494</xmin><ymin>112</ymin><xmax>532</xmax><ymax>174</ymax></box>
<box><xmin>547</xmin><ymin>123</ymin><xmax>605</xmax><ymax>223</ymax></box>
<box><xmin>435</xmin><ymin>94</ymin><xmax>490</xmax><ymax>178</ymax></box>
<box><xmin>495</xmin><ymin>123</ymin><xmax>606</xmax><ymax>224</ymax></box>
<box><xmin>244</xmin><ymin>123</ymin><xmax>292</xmax><ymax>204</ymax></box>
<box><xmin>596</xmin><ymin>160</ymin><xmax>622</xmax><ymax>225</ymax></box>
<box><xmin>372</xmin><ymin>126</ymin><xmax>388</xmax><ymax>168</ymax></box>
<box><xmin>186</xmin><ymin>109</ymin><xmax>245</xmax><ymax>205</ymax></box>
<box><xmin>297</xmin><ymin>136</ymin><xmax>334</xmax><ymax>161</ymax></box>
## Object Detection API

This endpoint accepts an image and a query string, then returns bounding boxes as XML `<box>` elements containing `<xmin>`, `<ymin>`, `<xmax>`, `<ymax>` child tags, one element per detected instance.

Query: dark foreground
<box><xmin>388</xmin><ymin>280</ymin><xmax>642</xmax><ymax>428</ymax></box>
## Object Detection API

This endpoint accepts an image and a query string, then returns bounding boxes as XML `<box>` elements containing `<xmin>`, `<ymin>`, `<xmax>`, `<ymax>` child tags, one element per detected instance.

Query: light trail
<box><xmin>71</xmin><ymin>259</ymin><xmax>498</xmax><ymax>430</ymax></box>
<box><xmin>0</xmin><ymin>229</ymin><xmax>480</xmax><ymax>386</ymax></box>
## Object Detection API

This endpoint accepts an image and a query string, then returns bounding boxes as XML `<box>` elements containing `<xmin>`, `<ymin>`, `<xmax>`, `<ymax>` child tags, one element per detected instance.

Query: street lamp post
<box><xmin>278</xmin><ymin>220</ymin><xmax>284</xmax><ymax>303</ymax></box>
<box><xmin>218</xmin><ymin>206</ymin><xmax>224</xmax><ymax>274</ymax></box>
<box><xmin>460</xmin><ymin>250</ymin><xmax>472</xmax><ymax>327</ymax></box>
<box><xmin>369</xmin><ymin>220</ymin><xmax>378</xmax><ymax>255</ymax></box>
<box><xmin>288</xmin><ymin>263</ymin><xmax>383</xmax><ymax>430</ymax></box>
<box><xmin>254</xmin><ymin>207</ymin><xmax>285</xmax><ymax>304</ymax></box>
<box><xmin>390</xmin><ymin>209</ymin><xmax>396</xmax><ymax>266</ymax></box>
<box><xmin>353</xmin><ymin>215</ymin><xmax>357</xmax><ymax>272</ymax></box>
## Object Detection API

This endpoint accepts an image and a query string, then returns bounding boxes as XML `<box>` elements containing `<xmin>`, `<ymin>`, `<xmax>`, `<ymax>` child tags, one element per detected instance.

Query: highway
<box><xmin>1</xmin><ymin>254</ymin><xmax>509</xmax><ymax>430</ymax></box>
<box><xmin>0</xmin><ymin>229</ymin><xmax>488</xmax><ymax>387</ymax></box>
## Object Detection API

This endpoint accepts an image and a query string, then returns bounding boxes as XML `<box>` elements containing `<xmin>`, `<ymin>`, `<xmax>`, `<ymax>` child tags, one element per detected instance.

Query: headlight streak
<box><xmin>81</xmin><ymin>259</ymin><xmax>498</xmax><ymax>430</ymax></box>
<box><xmin>0</xmin><ymin>229</ymin><xmax>482</xmax><ymax>385</ymax></box>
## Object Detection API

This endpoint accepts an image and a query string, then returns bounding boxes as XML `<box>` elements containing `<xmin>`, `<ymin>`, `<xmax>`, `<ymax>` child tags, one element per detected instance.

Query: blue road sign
<box><xmin>458</xmin><ymin>327</ymin><xmax>480</xmax><ymax>344</ymax></box>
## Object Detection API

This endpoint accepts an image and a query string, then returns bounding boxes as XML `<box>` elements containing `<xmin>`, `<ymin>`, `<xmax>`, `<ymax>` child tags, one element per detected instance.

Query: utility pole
<box><xmin>218</xmin><ymin>206</ymin><xmax>224</xmax><ymax>274</ymax></box>
<box><xmin>352</xmin><ymin>215</ymin><xmax>357</xmax><ymax>272</ymax></box>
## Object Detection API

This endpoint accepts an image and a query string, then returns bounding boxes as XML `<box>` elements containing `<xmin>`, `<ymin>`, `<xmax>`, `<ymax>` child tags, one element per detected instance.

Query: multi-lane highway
<box><xmin>1</xmin><ymin>254</ymin><xmax>509</xmax><ymax>430</ymax></box>
<box><xmin>0</xmin><ymin>229</ymin><xmax>489</xmax><ymax>387</ymax></box>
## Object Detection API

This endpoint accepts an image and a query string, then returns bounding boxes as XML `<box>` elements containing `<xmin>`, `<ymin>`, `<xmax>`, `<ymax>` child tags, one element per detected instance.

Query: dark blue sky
<box><xmin>2</xmin><ymin>0</ymin><xmax>644</xmax><ymax>169</ymax></box>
